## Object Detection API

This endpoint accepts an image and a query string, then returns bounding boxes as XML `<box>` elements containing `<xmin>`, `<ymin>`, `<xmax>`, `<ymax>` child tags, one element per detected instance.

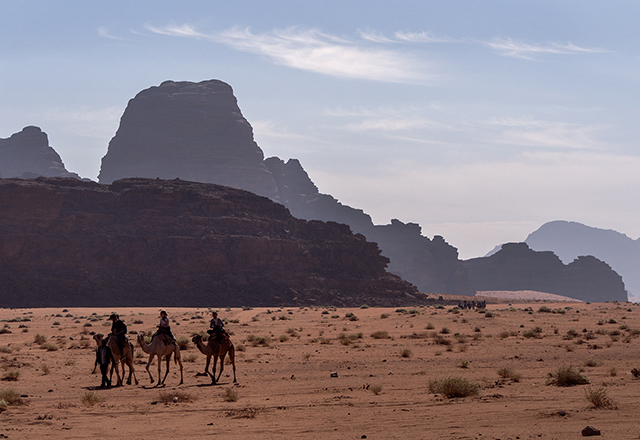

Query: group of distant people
<box><xmin>94</xmin><ymin>310</ymin><xmax>229</xmax><ymax>388</ymax></box>
<box><xmin>457</xmin><ymin>300</ymin><xmax>487</xmax><ymax>310</ymax></box>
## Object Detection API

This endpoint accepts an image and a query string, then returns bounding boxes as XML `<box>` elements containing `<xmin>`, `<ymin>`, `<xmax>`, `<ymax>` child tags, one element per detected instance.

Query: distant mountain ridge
<box><xmin>97</xmin><ymin>79</ymin><xmax>476</xmax><ymax>296</ymax></box>
<box><xmin>463</xmin><ymin>242</ymin><xmax>627</xmax><ymax>302</ymax></box>
<box><xmin>525</xmin><ymin>220</ymin><xmax>639</xmax><ymax>299</ymax></box>
<box><xmin>0</xmin><ymin>126</ymin><xmax>80</xmax><ymax>179</ymax></box>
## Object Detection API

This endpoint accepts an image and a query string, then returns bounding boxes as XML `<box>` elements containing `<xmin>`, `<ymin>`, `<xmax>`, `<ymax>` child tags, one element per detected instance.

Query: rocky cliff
<box><xmin>462</xmin><ymin>242</ymin><xmax>627</xmax><ymax>302</ymax></box>
<box><xmin>0</xmin><ymin>177</ymin><xmax>420</xmax><ymax>307</ymax></box>
<box><xmin>0</xmin><ymin>126</ymin><xmax>80</xmax><ymax>179</ymax></box>
<box><xmin>98</xmin><ymin>79</ymin><xmax>475</xmax><ymax>295</ymax></box>
<box><xmin>525</xmin><ymin>220</ymin><xmax>639</xmax><ymax>300</ymax></box>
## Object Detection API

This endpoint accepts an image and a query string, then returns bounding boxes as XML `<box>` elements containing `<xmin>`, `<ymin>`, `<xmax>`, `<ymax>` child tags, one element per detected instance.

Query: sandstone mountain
<box><xmin>462</xmin><ymin>242</ymin><xmax>627</xmax><ymax>303</ymax></box>
<box><xmin>0</xmin><ymin>126</ymin><xmax>80</xmax><ymax>179</ymax></box>
<box><xmin>98</xmin><ymin>79</ymin><xmax>476</xmax><ymax>296</ymax></box>
<box><xmin>525</xmin><ymin>220</ymin><xmax>639</xmax><ymax>300</ymax></box>
<box><xmin>0</xmin><ymin>177</ymin><xmax>420</xmax><ymax>308</ymax></box>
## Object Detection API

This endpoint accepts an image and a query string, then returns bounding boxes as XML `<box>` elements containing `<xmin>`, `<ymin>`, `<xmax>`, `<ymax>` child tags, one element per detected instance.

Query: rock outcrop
<box><xmin>98</xmin><ymin>80</ymin><xmax>277</xmax><ymax>198</ymax></box>
<box><xmin>462</xmin><ymin>242</ymin><xmax>627</xmax><ymax>302</ymax></box>
<box><xmin>98</xmin><ymin>80</ymin><xmax>475</xmax><ymax>295</ymax></box>
<box><xmin>0</xmin><ymin>126</ymin><xmax>80</xmax><ymax>179</ymax></box>
<box><xmin>0</xmin><ymin>177</ymin><xmax>420</xmax><ymax>307</ymax></box>
<box><xmin>525</xmin><ymin>220</ymin><xmax>639</xmax><ymax>299</ymax></box>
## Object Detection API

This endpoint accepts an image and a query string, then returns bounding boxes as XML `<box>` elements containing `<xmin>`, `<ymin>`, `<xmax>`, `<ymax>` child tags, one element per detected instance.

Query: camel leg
<box><xmin>113</xmin><ymin>358</ymin><xmax>123</xmax><ymax>386</ymax></box>
<box><xmin>145</xmin><ymin>355</ymin><xmax>155</xmax><ymax>384</ymax></box>
<box><xmin>212</xmin><ymin>355</ymin><xmax>218</xmax><ymax>384</ymax></box>
<box><xmin>229</xmin><ymin>348</ymin><xmax>237</xmax><ymax>384</ymax></box>
<box><xmin>129</xmin><ymin>359</ymin><xmax>139</xmax><ymax>385</ymax></box>
<box><xmin>177</xmin><ymin>354</ymin><xmax>184</xmax><ymax>385</ymax></box>
<box><xmin>216</xmin><ymin>354</ymin><xmax>226</xmax><ymax>383</ymax></box>
<box><xmin>160</xmin><ymin>355</ymin><xmax>170</xmax><ymax>385</ymax></box>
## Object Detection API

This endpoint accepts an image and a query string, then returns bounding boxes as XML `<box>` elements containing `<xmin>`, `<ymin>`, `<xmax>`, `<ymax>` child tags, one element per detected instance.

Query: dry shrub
<box><xmin>0</xmin><ymin>347</ymin><xmax>11</xmax><ymax>354</ymax></box>
<box><xmin>183</xmin><ymin>353</ymin><xmax>199</xmax><ymax>363</ymax></box>
<box><xmin>226</xmin><ymin>407</ymin><xmax>261</xmax><ymax>418</ymax></box>
<box><xmin>246</xmin><ymin>335</ymin><xmax>271</xmax><ymax>347</ymax></box>
<box><xmin>498</xmin><ymin>331</ymin><xmax>510</xmax><ymax>339</ymax></box>
<box><xmin>176</xmin><ymin>337</ymin><xmax>190</xmax><ymax>350</ymax></box>
<box><xmin>370</xmin><ymin>384</ymin><xmax>383</xmax><ymax>395</ymax></box>
<box><xmin>433</xmin><ymin>335</ymin><xmax>451</xmax><ymax>346</ymax></box>
<box><xmin>546</xmin><ymin>366</ymin><xmax>590</xmax><ymax>387</ymax></box>
<box><xmin>0</xmin><ymin>389</ymin><xmax>24</xmax><ymax>406</ymax></box>
<box><xmin>224</xmin><ymin>388</ymin><xmax>238</xmax><ymax>402</ymax></box>
<box><xmin>158</xmin><ymin>390</ymin><xmax>195</xmax><ymax>403</ymax></box>
<box><xmin>1</xmin><ymin>371</ymin><xmax>19</xmax><ymax>382</ymax></box>
<box><xmin>279</xmin><ymin>334</ymin><xmax>290</xmax><ymax>343</ymax></box>
<box><xmin>41</xmin><ymin>343</ymin><xmax>58</xmax><ymax>352</ymax></box>
<box><xmin>41</xmin><ymin>364</ymin><xmax>50</xmax><ymax>375</ymax></box>
<box><xmin>33</xmin><ymin>334</ymin><xmax>46</xmax><ymax>345</ymax></box>
<box><xmin>371</xmin><ymin>330</ymin><xmax>390</xmax><ymax>339</ymax></box>
<box><xmin>584</xmin><ymin>359</ymin><xmax>599</xmax><ymax>368</ymax></box>
<box><xmin>80</xmin><ymin>391</ymin><xmax>104</xmax><ymax>406</ymax></box>
<box><xmin>584</xmin><ymin>386</ymin><xmax>618</xmax><ymax>409</ymax></box>
<box><xmin>497</xmin><ymin>367</ymin><xmax>521</xmax><ymax>382</ymax></box>
<box><xmin>429</xmin><ymin>377</ymin><xmax>480</xmax><ymax>398</ymax></box>
<box><xmin>459</xmin><ymin>360</ymin><xmax>470</xmax><ymax>369</ymax></box>
<box><xmin>400</xmin><ymin>349</ymin><xmax>412</xmax><ymax>358</ymax></box>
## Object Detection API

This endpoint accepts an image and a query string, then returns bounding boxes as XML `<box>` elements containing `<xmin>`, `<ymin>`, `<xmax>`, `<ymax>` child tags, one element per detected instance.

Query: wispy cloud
<box><xmin>145</xmin><ymin>24</ymin><xmax>433</xmax><ymax>84</ymax></box>
<box><xmin>394</xmin><ymin>31</ymin><xmax>458</xmax><ymax>44</ymax></box>
<box><xmin>486</xmin><ymin>38</ymin><xmax>607</xmax><ymax>60</ymax></box>
<box><xmin>482</xmin><ymin>116</ymin><xmax>606</xmax><ymax>150</ymax></box>
<box><xmin>97</xmin><ymin>27</ymin><xmax>126</xmax><ymax>41</ymax></box>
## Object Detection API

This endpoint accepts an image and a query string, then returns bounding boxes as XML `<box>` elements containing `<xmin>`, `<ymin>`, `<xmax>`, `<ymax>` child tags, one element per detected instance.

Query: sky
<box><xmin>2</xmin><ymin>1</ymin><xmax>639</xmax><ymax>259</ymax></box>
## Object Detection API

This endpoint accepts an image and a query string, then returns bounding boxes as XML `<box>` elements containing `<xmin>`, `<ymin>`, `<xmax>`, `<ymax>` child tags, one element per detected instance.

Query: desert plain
<box><xmin>1</xmin><ymin>299</ymin><xmax>640</xmax><ymax>439</ymax></box>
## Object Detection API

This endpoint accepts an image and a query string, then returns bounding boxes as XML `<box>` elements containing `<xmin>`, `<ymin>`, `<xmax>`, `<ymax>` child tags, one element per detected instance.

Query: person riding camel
<box><xmin>154</xmin><ymin>310</ymin><xmax>175</xmax><ymax>345</ymax></box>
<box><xmin>207</xmin><ymin>311</ymin><xmax>228</xmax><ymax>343</ymax></box>
<box><xmin>108</xmin><ymin>313</ymin><xmax>127</xmax><ymax>356</ymax></box>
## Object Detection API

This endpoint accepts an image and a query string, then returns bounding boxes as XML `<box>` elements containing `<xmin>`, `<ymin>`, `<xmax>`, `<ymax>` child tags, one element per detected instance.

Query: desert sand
<box><xmin>1</xmin><ymin>301</ymin><xmax>639</xmax><ymax>439</ymax></box>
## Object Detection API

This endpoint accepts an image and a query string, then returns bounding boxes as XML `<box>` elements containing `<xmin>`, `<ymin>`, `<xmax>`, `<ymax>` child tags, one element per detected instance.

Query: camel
<box><xmin>191</xmin><ymin>334</ymin><xmax>237</xmax><ymax>384</ymax></box>
<box><xmin>136</xmin><ymin>331</ymin><xmax>184</xmax><ymax>386</ymax></box>
<box><xmin>92</xmin><ymin>333</ymin><xmax>138</xmax><ymax>386</ymax></box>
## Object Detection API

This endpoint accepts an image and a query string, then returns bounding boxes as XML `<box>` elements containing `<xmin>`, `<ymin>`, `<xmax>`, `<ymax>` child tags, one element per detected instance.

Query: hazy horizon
<box><xmin>2</xmin><ymin>1</ymin><xmax>639</xmax><ymax>259</ymax></box>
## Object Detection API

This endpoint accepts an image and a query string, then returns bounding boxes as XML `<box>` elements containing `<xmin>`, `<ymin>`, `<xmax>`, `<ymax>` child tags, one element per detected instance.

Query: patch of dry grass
<box><xmin>428</xmin><ymin>377</ymin><xmax>480</xmax><ymax>398</ymax></box>
<box><xmin>584</xmin><ymin>386</ymin><xmax>618</xmax><ymax>409</ymax></box>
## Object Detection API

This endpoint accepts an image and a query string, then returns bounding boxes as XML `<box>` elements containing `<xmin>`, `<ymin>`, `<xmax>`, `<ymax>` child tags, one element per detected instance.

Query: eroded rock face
<box><xmin>0</xmin><ymin>177</ymin><xmax>419</xmax><ymax>307</ymax></box>
<box><xmin>98</xmin><ymin>79</ymin><xmax>476</xmax><ymax>296</ymax></box>
<box><xmin>462</xmin><ymin>242</ymin><xmax>627</xmax><ymax>302</ymax></box>
<box><xmin>0</xmin><ymin>126</ymin><xmax>79</xmax><ymax>179</ymax></box>
<box><xmin>98</xmin><ymin>80</ymin><xmax>278</xmax><ymax>198</ymax></box>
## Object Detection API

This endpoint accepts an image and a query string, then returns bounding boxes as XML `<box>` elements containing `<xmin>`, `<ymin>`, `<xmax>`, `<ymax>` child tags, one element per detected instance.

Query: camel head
<box><xmin>191</xmin><ymin>334</ymin><xmax>203</xmax><ymax>344</ymax></box>
<box><xmin>93</xmin><ymin>333</ymin><xmax>104</xmax><ymax>344</ymax></box>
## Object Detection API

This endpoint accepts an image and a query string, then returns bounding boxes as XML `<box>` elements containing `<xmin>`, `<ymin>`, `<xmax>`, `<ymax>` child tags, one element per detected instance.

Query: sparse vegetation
<box><xmin>371</xmin><ymin>330</ymin><xmax>390</xmax><ymax>339</ymax></box>
<box><xmin>400</xmin><ymin>349</ymin><xmax>412</xmax><ymax>358</ymax></box>
<box><xmin>428</xmin><ymin>377</ymin><xmax>480</xmax><ymax>398</ymax></box>
<box><xmin>1</xmin><ymin>371</ymin><xmax>19</xmax><ymax>382</ymax></box>
<box><xmin>224</xmin><ymin>388</ymin><xmax>239</xmax><ymax>402</ymax></box>
<box><xmin>370</xmin><ymin>384</ymin><xmax>383</xmax><ymax>395</ymax></box>
<box><xmin>81</xmin><ymin>391</ymin><xmax>104</xmax><ymax>406</ymax></box>
<box><xmin>584</xmin><ymin>386</ymin><xmax>617</xmax><ymax>409</ymax></box>
<box><xmin>497</xmin><ymin>367</ymin><xmax>521</xmax><ymax>382</ymax></box>
<box><xmin>546</xmin><ymin>365</ymin><xmax>590</xmax><ymax>387</ymax></box>
<box><xmin>0</xmin><ymin>389</ymin><xmax>24</xmax><ymax>406</ymax></box>
<box><xmin>158</xmin><ymin>390</ymin><xmax>194</xmax><ymax>403</ymax></box>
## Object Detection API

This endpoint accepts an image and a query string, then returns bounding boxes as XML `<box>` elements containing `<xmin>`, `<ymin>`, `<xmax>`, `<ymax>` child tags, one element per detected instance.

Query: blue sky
<box><xmin>2</xmin><ymin>1</ymin><xmax>639</xmax><ymax>259</ymax></box>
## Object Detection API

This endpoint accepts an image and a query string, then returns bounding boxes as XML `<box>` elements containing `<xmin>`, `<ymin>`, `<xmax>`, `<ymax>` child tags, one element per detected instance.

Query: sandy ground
<box><xmin>1</xmin><ymin>301</ymin><xmax>640</xmax><ymax>440</ymax></box>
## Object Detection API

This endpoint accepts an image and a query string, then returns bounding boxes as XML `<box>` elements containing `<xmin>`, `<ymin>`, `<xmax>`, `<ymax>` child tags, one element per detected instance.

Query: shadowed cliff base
<box><xmin>0</xmin><ymin>177</ymin><xmax>421</xmax><ymax>308</ymax></box>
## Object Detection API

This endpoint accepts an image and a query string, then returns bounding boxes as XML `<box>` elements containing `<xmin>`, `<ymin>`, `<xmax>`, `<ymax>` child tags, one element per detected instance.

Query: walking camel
<box><xmin>92</xmin><ymin>333</ymin><xmax>138</xmax><ymax>386</ymax></box>
<box><xmin>191</xmin><ymin>334</ymin><xmax>237</xmax><ymax>384</ymax></box>
<box><xmin>137</xmin><ymin>331</ymin><xmax>184</xmax><ymax>386</ymax></box>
